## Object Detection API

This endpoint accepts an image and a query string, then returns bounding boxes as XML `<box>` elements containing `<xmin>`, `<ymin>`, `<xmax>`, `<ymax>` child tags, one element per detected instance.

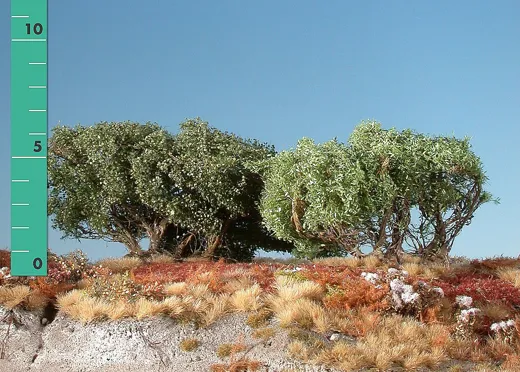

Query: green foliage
<box><xmin>260</xmin><ymin>120</ymin><xmax>496</xmax><ymax>260</ymax></box>
<box><xmin>49</xmin><ymin>118</ymin><xmax>293</xmax><ymax>260</ymax></box>
<box><xmin>48</xmin><ymin>121</ymin><xmax>171</xmax><ymax>252</ymax></box>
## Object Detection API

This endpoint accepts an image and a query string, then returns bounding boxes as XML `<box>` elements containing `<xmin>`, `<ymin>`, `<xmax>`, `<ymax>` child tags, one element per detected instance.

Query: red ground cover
<box><xmin>433</xmin><ymin>273</ymin><xmax>520</xmax><ymax>307</ymax></box>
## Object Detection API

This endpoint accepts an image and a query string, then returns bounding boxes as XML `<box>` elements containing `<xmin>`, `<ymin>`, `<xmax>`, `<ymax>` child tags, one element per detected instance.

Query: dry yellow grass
<box><xmin>0</xmin><ymin>285</ymin><xmax>31</xmax><ymax>309</ymax></box>
<box><xmin>287</xmin><ymin>340</ymin><xmax>314</xmax><ymax>362</ymax></box>
<box><xmin>222</xmin><ymin>276</ymin><xmax>256</xmax><ymax>294</ymax></box>
<box><xmin>201</xmin><ymin>294</ymin><xmax>230</xmax><ymax>326</ymax></box>
<box><xmin>269</xmin><ymin>297</ymin><xmax>329</xmax><ymax>332</ymax></box>
<box><xmin>361</xmin><ymin>255</ymin><xmax>382</xmax><ymax>269</ymax></box>
<box><xmin>274</xmin><ymin>276</ymin><xmax>325</xmax><ymax>302</ymax></box>
<box><xmin>148</xmin><ymin>254</ymin><xmax>176</xmax><ymax>264</ymax></box>
<box><xmin>313</xmin><ymin>257</ymin><xmax>362</xmax><ymax>268</ymax></box>
<box><xmin>246</xmin><ymin>309</ymin><xmax>272</xmax><ymax>328</ymax></box>
<box><xmin>134</xmin><ymin>298</ymin><xmax>166</xmax><ymax>319</ymax></box>
<box><xmin>187</xmin><ymin>283</ymin><xmax>211</xmax><ymax>299</ymax></box>
<box><xmin>179</xmin><ymin>338</ymin><xmax>200</xmax><ymax>352</ymax></box>
<box><xmin>497</xmin><ymin>268</ymin><xmax>520</xmax><ymax>288</ymax></box>
<box><xmin>164</xmin><ymin>282</ymin><xmax>187</xmax><ymax>296</ymax></box>
<box><xmin>24</xmin><ymin>291</ymin><xmax>50</xmax><ymax>310</ymax></box>
<box><xmin>252</xmin><ymin>327</ymin><xmax>276</xmax><ymax>341</ymax></box>
<box><xmin>401</xmin><ymin>262</ymin><xmax>424</xmax><ymax>276</ymax></box>
<box><xmin>95</xmin><ymin>257</ymin><xmax>141</xmax><ymax>273</ymax></box>
<box><xmin>401</xmin><ymin>255</ymin><xmax>422</xmax><ymax>264</ymax></box>
<box><xmin>480</xmin><ymin>302</ymin><xmax>512</xmax><ymax>322</ymax></box>
<box><xmin>106</xmin><ymin>300</ymin><xmax>135</xmax><ymax>320</ymax></box>
<box><xmin>315</xmin><ymin>315</ymin><xmax>449</xmax><ymax>371</ymax></box>
<box><xmin>230</xmin><ymin>284</ymin><xmax>262</xmax><ymax>312</ymax></box>
<box><xmin>162</xmin><ymin>296</ymin><xmax>185</xmax><ymax>317</ymax></box>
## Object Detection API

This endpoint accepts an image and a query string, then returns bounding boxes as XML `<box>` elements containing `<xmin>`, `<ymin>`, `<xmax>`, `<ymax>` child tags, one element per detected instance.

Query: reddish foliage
<box><xmin>298</xmin><ymin>265</ymin><xmax>362</xmax><ymax>287</ymax></box>
<box><xmin>0</xmin><ymin>249</ymin><xmax>10</xmax><ymax>268</ymax></box>
<box><xmin>470</xmin><ymin>257</ymin><xmax>520</xmax><ymax>271</ymax></box>
<box><xmin>28</xmin><ymin>277</ymin><xmax>75</xmax><ymax>299</ymax></box>
<box><xmin>323</xmin><ymin>279</ymin><xmax>390</xmax><ymax>312</ymax></box>
<box><xmin>130</xmin><ymin>261</ymin><xmax>281</xmax><ymax>291</ymax></box>
<box><xmin>433</xmin><ymin>273</ymin><xmax>520</xmax><ymax>308</ymax></box>
<box><xmin>247</xmin><ymin>264</ymin><xmax>277</xmax><ymax>291</ymax></box>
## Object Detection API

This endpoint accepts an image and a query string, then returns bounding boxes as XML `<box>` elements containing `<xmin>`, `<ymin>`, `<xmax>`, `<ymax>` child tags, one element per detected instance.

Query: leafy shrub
<box><xmin>85</xmin><ymin>272</ymin><xmax>145</xmax><ymax>302</ymax></box>
<box><xmin>47</xmin><ymin>249</ymin><xmax>91</xmax><ymax>283</ymax></box>
<box><xmin>260</xmin><ymin>121</ymin><xmax>496</xmax><ymax>260</ymax></box>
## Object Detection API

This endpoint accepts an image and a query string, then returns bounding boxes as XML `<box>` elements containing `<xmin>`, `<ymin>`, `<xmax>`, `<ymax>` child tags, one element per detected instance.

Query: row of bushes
<box><xmin>48</xmin><ymin>118</ymin><xmax>496</xmax><ymax>261</ymax></box>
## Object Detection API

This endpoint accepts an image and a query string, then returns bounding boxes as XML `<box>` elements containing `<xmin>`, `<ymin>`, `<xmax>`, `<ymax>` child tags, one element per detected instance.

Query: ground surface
<box><xmin>0</xmin><ymin>307</ymin><xmax>494</xmax><ymax>372</ymax></box>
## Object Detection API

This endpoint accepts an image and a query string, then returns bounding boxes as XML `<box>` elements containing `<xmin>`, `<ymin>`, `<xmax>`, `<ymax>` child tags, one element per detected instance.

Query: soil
<box><xmin>0</xmin><ymin>307</ymin><xmax>491</xmax><ymax>372</ymax></box>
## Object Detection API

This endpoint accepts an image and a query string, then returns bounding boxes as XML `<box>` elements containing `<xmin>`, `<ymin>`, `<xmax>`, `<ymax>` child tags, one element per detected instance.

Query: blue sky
<box><xmin>1</xmin><ymin>1</ymin><xmax>519</xmax><ymax>262</ymax></box>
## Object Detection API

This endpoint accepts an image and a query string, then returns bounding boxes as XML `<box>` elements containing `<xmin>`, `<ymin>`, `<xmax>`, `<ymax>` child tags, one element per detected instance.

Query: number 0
<box><xmin>33</xmin><ymin>257</ymin><xmax>43</xmax><ymax>269</ymax></box>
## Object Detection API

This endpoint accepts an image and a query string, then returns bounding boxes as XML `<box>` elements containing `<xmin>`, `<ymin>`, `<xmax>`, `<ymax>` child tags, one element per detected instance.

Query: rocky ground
<box><xmin>0</xmin><ymin>307</ymin><xmax>492</xmax><ymax>372</ymax></box>
<box><xmin>0</xmin><ymin>307</ymin><xmax>337</xmax><ymax>372</ymax></box>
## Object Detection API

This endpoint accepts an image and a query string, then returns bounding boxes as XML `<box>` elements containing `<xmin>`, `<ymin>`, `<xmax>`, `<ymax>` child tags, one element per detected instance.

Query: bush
<box><xmin>260</xmin><ymin>120</ymin><xmax>497</xmax><ymax>261</ymax></box>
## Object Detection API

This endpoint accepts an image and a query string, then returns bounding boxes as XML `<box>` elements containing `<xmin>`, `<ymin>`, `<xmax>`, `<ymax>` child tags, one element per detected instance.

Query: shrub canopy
<box><xmin>49</xmin><ymin>119</ymin><xmax>292</xmax><ymax>259</ymax></box>
<box><xmin>260</xmin><ymin>121</ymin><xmax>497</xmax><ymax>260</ymax></box>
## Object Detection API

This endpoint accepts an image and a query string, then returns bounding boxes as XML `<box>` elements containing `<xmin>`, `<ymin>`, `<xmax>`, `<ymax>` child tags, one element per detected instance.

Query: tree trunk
<box><xmin>202</xmin><ymin>219</ymin><xmax>233</xmax><ymax>259</ymax></box>
<box><xmin>174</xmin><ymin>233</ymin><xmax>195</xmax><ymax>258</ymax></box>
<box><xmin>145</xmin><ymin>218</ymin><xmax>169</xmax><ymax>254</ymax></box>
<box><xmin>121</xmin><ymin>233</ymin><xmax>142</xmax><ymax>255</ymax></box>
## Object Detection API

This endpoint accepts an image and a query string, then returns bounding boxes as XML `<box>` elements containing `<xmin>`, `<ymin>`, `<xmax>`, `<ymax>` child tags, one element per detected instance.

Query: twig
<box><xmin>0</xmin><ymin>310</ymin><xmax>14</xmax><ymax>359</ymax></box>
<box><xmin>137</xmin><ymin>326</ymin><xmax>170</xmax><ymax>367</ymax></box>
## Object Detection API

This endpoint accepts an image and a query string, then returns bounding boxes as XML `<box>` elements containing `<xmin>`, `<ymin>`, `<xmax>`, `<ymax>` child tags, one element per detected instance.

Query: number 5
<box><xmin>34</xmin><ymin>140</ymin><xmax>42</xmax><ymax>152</ymax></box>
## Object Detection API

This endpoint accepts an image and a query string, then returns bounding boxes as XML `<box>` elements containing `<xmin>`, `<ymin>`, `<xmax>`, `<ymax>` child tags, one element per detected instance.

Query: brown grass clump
<box><xmin>268</xmin><ymin>296</ymin><xmax>329</xmax><ymax>332</ymax></box>
<box><xmin>200</xmin><ymin>294</ymin><xmax>231</xmax><ymax>326</ymax></box>
<box><xmin>216</xmin><ymin>343</ymin><xmax>246</xmax><ymax>358</ymax></box>
<box><xmin>422</xmin><ymin>264</ymin><xmax>449</xmax><ymax>279</ymax></box>
<box><xmin>274</xmin><ymin>276</ymin><xmax>325</xmax><ymax>302</ymax></box>
<box><xmin>401</xmin><ymin>262</ymin><xmax>424</xmax><ymax>276</ymax></box>
<box><xmin>230</xmin><ymin>284</ymin><xmax>263</xmax><ymax>312</ymax></box>
<box><xmin>0</xmin><ymin>285</ymin><xmax>31</xmax><ymax>309</ymax></box>
<box><xmin>222</xmin><ymin>276</ymin><xmax>257</xmax><ymax>294</ymax></box>
<box><xmin>479</xmin><ymin>302</ymin><xmax>513</xmax><ymax>322</ymax></box>
<box><xmin>56</xmin><ymin>290</ymin><xmax>112</xmax><ymax>323</ymax></box>
<box><xmin>313</xmin><ymin>257</ymin><xmax>362</xmax><ymax>268</ymax></box>
<box><xmin>147</xmin><ymin>254</ymin><xmax>176</xmax><ymax>264</ymax></box>
<box><xmin>210</xmin><ymin>359</ymin><xmax>263</xmax><ymax>372</ymax></box>
<box><xmin>497</xmin><ymin>268</ymin><xmax>520</xmax><ymax>288</ymax></box>
<box><xmin>95</xmin><ymin>257</ymin><xmax>141</xmax><ymax>273</ymax></box>
<box><xmin>246</xmin><ymin>309</ymin><xmax>272</xmax><ymax>328</ymax></box>
<box><xmin>179</xmin><ymin>338</ymin><xmax>200</xmax><ymax>352</ymax></box>
<box><xmin>134</xmin><ymin>298</ymin><xmax>166</xmax><ymax>319</ymax></box>
<box><xmin>360</xmin><ymin>255</ymin><xmax>382</xmax><ymax>270</ymax></box>
<box><xmin>252</xmin><ymin>327</ymin><xmax>276</xmax><ymax>342</ymax></box>
<box><xmin>163</xmin><ymin>282</ymin><xmax>187</xmax><ymax>296</ymax></box>
<box><xmin>315</xmin><ymin>315</ymin><xmax>449</xmax><ymax>371</ymax></box>
<box><xmin>287</xmin><ymin>340</ymin><xmax>315</xmax><ymax>362</ymax></box>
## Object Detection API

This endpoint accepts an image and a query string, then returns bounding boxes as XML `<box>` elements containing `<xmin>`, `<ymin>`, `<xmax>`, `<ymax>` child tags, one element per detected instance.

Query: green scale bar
<box><xmin>10</xmin><ymin>0</ymin><xmax>48</xmax><ymax>276</ymax></box>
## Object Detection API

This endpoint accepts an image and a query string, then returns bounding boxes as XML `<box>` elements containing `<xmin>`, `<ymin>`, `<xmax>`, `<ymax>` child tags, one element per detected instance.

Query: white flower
<box><xmin>401</xmin><ymin>270</ymin><xmax>409</xmax><ymax>277</ymax></box>
<box><xmin>390</xmin><ymin>279</ymin><xmax>405</xmax><ymax>292</ymax></box>
<box><xmin>432</xmin><ymin>287</ymin><xmax>444</xmax><ymax>297</ymax></box>
<box><xmin>491</xmin><ymin>319</ymin><xmax>516</xmax><ymax>332</ymax></box>
<box><xmin>402</xmin><ymin>292</ymin><xmax>420</xmax><ymax>304</ymax></box>
<box><xmin>387</xmin><ymin>268</ymin><xmax>399</xmax><ymax>275</ymax></box>
<box><xmin>392</xmin><ymin>292</ymin><xmax>403</xmax><ymax>309</ymax></box>
<box><xmin>456</xmin><ymin>295</ymin><xmax>473</xmax><ymax>308</ymax></box>
<box><xmin>362</xmin><ymin>272</ymin><xmax>379</xmax><ymax>284</ymax></box>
